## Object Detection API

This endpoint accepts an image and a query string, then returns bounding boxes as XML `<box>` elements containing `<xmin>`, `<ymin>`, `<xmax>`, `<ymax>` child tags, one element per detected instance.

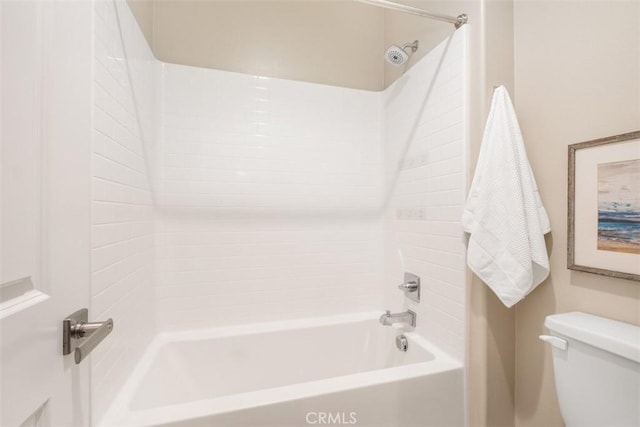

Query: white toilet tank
<box><xmin>541</xmin><ymin>312</ymin><xmax>640</xmax><ymax>427</ymax></box>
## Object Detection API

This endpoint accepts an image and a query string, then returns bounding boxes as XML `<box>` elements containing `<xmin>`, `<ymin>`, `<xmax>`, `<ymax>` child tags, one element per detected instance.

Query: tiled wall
<box><xmin>91</xmin><ymin>0</ymin><xmax>155</xmax><ymax>421</ymax></box>
<box><xmin>156</xmin><ymin>64</ymin><xmax>383</xmax><ymax>211</ymax></box>
<box><xmin>154</xmin><ymin>64</ymin><xmax>385</xmax><ymax>330</ymax></box>
<box><xmin>151</xmin><ymin>32</ymin><xmax>467</xmax><ymax>347</ymax></box>
<box><xmin>383</xmin><ymin>29</ymin><xmax>467</xmax><ymax>361</ymax></box>
<box><xmin>155</xmin><ymin>213</ymin><xmax>384</xmax><ymax>330</ymax></box>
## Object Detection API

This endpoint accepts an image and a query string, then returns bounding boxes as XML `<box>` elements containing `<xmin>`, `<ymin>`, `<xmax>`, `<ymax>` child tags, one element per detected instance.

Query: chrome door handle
<box><xmin>63</xmin><ymin>308</ymin><xmax>114</xmax><ymax>364</ymax></box>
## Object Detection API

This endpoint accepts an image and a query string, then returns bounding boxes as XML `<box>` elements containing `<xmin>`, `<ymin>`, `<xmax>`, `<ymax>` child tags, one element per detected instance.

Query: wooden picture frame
<box><xmin>568</xmin><ymin>130</ymin><xmax>640</xmax><ymax>281</ymax></box>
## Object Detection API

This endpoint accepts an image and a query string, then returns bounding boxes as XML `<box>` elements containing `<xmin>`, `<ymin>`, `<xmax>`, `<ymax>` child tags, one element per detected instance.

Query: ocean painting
<box><xmin>597</xmin><ymin>158</ymin><xmax>640</xmax><ymax>254</ymax></box>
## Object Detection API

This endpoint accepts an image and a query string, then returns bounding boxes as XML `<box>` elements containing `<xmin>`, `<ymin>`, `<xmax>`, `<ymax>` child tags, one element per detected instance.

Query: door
<box><xmin>0</xmin><ymin>1</ymin><xmax>94</xmax><ymax>425</ymax></box>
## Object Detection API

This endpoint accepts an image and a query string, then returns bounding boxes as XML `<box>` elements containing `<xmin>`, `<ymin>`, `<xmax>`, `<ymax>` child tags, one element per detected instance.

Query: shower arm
<box><xmin>355</xmin><ymin>0</ymin><xmax>468</xmax><ymax>29</ymax></box>
<box><xmin>402</xmin><ymin>41</ymin><xmax>419</xmax><ymax>52</ymax></box>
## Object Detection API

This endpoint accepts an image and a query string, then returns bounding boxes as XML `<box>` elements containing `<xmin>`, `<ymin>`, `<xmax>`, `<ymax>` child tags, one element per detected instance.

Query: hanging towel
<box><xmin>462</xmin><ymin>86</ymin><xmax>551</xmax><ymax>308</ymax></box>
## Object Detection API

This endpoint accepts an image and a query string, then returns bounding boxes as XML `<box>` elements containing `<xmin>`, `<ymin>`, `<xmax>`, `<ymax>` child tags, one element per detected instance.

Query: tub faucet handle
<box><xmin>398</xmin><ymin>281</ymin><xmax>419</xmax><ymax>291</ymax></box>
<box><xmin>398</xmin><ymin>272</ymin><xmax>420</xmax><ymax>302</ymax></box>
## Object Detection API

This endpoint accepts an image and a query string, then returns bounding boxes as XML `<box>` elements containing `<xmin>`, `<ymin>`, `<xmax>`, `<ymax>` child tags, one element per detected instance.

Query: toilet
<box><xmin>540</xmin><ymin>312</ymin><xmax>640</xmax><ymax>427</ymax></box>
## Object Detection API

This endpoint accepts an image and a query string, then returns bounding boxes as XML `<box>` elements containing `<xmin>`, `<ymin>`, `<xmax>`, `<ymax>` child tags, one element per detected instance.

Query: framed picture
<box><xmin>568</xmin><ymin>130</ymin><xmax>640</xmax><ymax>281</ymax></box>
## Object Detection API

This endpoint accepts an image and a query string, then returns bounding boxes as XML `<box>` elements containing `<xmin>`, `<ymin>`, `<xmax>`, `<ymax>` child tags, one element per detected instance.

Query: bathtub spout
<box><xmin>379</xmin><ymin>310</ymin><xmax>416</xmax><ymax>328</ymax></box>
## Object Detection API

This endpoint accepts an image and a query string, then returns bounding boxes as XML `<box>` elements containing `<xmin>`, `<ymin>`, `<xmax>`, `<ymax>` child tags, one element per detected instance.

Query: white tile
<box><xmin>90</xmin><ymin>0</ymin><xmax>155</xmax><ymax>422</ymax></box>
<box><xmin>383</xmin><ymin>31</ymin><xmax>467</xmax><ymax>362</ymax></box>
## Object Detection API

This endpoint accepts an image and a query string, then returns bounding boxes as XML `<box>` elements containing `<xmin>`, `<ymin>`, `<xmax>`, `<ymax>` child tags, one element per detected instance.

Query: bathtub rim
<box><xmin>98</xmin><ymin>311</ymin><xmax>463</xmax><ymax>427</ymax></box>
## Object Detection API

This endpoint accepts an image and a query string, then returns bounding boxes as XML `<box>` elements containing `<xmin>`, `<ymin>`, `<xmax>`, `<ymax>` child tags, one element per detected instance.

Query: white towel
<box><xmin>462</xmin><ymin>86</ymin><xmax>551</xmax><ymax>308</ymax></box>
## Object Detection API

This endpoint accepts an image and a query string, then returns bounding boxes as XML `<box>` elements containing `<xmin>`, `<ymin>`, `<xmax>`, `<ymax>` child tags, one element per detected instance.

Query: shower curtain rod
<box><xmin>356</xmin><ymin>0</ymin><xmax>468</xmax><ymax>28</ymax></box>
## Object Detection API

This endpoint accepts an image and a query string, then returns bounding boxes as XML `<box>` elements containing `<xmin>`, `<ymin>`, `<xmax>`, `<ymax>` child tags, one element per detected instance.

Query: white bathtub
<box><xmin>100</xmin><ymin>312</ymin><xmax>464</xmax><ymax>427</ymax></box>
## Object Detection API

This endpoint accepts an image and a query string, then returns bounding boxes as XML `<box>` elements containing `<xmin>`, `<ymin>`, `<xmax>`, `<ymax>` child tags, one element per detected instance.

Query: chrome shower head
<box><xmin>385</xmin><ymin>45</ymin><xmax>409</xmax><ymax>66</ymax></box>
<box><xmin>384</xmin><ymin>40</ymin><xmax>419</xmax><ymax>66</ymax></box>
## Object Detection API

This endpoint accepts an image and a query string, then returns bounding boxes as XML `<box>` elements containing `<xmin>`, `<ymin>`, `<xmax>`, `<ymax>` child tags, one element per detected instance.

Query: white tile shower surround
<box><xmin>157</xmin><ymin>64</ymin><xmax>384</xmax><ymax>210</ymax></box>
<box><xmin>91</xmin><ymin>0</ymin><xmax>156</xmax><ymax>421</ymax></box>
<box><xmin>384</xmin><ymin>30</ymin><xmax>467</xmax><ymax>360</ymax></box>
<box><xmin>92</xmin><ymin>0</ymin><xmax>467</xmax><ymax>420</ymax></box>
<box><xmin>153</xmin><ymin>31</ymin><xmax>467</xmax><ymax>349</ymax></box>
<box><xmin>154</xmin><ymin>62</ymin><xmax>387</xmax><ymax>330</ymax></box>
<box><xmin>155</xmin><ymin>212</ymin><xmax>385</xmax><ymax>330</ymax></box>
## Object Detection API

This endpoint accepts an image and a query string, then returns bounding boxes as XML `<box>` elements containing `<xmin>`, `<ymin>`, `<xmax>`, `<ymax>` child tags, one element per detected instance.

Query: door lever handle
<box><xmin>63</xmin><ymin>309</ymin><xmax>114</xmax><ymax>364</ymax></box>
<box><xmin>73</xmin><ymin>319</ymin><xmax>113</xmax><ymax>364</ymax></box>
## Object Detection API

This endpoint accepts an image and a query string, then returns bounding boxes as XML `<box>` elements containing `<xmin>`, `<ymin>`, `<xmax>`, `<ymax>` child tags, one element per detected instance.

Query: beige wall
<box><xmin>513</xmin><ymin>1</ymin><xmax>640</xmax><ymax>426</ymax></box>
<box><xmin>468</xmin><ymin>2</ymin><xmax>517</xmax><ymax>426</ymax></box>
<box><xmin>382</xmin><ymin>1</ymin><xmax>459</xmax><ymax>88</ymax></box>
<box><xmin>127</xmin><ymin>0</ymin><xmax>486</xmax><ymax>91</ymax></box>
<box><xmin>130</xmin><ymin>0</ymin><xmax>385</xmax><ymax>90</ymax></box>
<box><xmin>127</xmin><ymin>0</ymin><xmax>154</xmax><ymax>47</ymax></box>
<box><xmin>127</xmin><ymin>0</ymin><xmax>476</xmax><ymax>91</ymax></box>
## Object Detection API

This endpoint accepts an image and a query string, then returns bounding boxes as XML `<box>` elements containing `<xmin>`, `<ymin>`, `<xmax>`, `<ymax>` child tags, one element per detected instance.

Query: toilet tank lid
<box><xmin>545</xmin><ymin>312</ymin><xmax>640</xmax><ymax>363</ymax></box>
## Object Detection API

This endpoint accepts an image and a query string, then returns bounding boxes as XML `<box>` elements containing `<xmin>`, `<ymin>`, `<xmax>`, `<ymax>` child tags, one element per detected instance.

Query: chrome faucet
<box><xmin>379</xmin><ymin>309</ymin><xmax>416</xmax><ymax>327</ymax></box>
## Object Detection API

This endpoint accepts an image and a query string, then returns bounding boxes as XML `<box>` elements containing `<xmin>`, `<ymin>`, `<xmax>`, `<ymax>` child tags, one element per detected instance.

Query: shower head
<box><xmin>384</xmin><ymin>40</ymin><xmax>419</xmax><ymax>66</ymax></box>
<box><xmin>384</xmin><ymin>45</ymin><xmax>409</xmax><ymax>66</ymax></box>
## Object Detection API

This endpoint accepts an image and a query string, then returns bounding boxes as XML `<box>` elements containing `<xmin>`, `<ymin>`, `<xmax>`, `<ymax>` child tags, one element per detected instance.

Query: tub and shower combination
<box><xmin>95</xmin><ymin>0</ymin><xmax>469</xmax><ymax>424</ymax></box>
<box><xmin>100</xmin><ymin>312</ymin><xmax>463</xmax><ymax>426</ymax></box>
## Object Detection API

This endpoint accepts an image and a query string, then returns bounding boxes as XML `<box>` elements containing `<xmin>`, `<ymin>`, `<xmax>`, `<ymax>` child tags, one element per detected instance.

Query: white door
<box><xmin>0</xmin><ymin>1</ymin><xmax>95</xmax><ymax>425</ymax></box>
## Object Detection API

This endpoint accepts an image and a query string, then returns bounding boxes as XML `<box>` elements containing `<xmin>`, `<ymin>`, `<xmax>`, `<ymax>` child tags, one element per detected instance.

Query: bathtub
<box><xmin>100</xmin><ymin>312</ymin><xmax>464</xmax><ymax>427</ymax></box>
